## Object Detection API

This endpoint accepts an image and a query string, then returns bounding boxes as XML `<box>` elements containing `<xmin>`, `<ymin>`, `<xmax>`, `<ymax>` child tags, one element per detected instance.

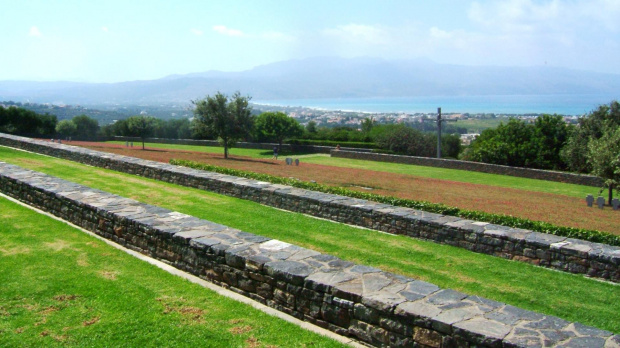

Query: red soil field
<box><xmin>71</xmin><ymin>141</ymin><xmax>619</xmax><ymax>235</ymax></box>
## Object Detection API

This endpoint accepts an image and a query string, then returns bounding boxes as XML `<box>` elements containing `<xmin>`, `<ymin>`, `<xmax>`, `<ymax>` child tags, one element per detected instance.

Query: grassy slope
<box><xmin>0</xmin><ymin>198</ymin><xmax>344</xmax><ymax>347</ymax></box>
<box><xmin>107</xmin><ymin>141</ymin><xmax>593</xmax><ymax>198</ymax></box>
<box><xmin>1</xmin><ymin>146</ymin><xmax>619</xmax><ymax>333</ymax></box>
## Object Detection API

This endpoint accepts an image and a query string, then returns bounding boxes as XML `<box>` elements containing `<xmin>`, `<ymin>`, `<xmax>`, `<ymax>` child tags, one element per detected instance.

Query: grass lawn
<box><xmin>0</xmin><ymin>197</ymin><xmax>345</xmax><ymax>347</ymax></box>
<box><xmin>1</xmin><ymin>146</ymin><xmax>619</xmax><ymax>334</ymax></box>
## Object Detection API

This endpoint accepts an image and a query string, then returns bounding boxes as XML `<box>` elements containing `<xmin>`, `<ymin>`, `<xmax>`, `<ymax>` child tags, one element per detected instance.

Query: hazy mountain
<box><xmin>1</xmin><ymin>57</ymin><xmax>619</xmax><ymax>105</ymax></box>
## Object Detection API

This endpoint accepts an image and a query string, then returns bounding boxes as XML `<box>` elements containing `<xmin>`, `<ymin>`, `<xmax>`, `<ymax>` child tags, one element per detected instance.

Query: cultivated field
<box><xmin>1</xmin><ymin>146</ymin><xmax>619</xmax><ymax>334</ymax></box>
<box><xmin>75</xmin><ymin>141</ymin><xmax>617</xmax><ymax>235</ymax></box>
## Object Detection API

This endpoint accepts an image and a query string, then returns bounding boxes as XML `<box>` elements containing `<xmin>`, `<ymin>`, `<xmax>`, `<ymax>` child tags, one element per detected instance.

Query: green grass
<box><xmin>108</xmin><ymin>140</ymin><xmax>595</xmax><ymax>198</ymax></box>
<box><xmin>456</xmin><ymin>117</ymin><xmax>508</xmax><ymax>133</ymax></box>
<box><xmin>1</xmin><ymin>146</ymin><xmax>619</xmax><ymax>334</ymax></box>
<box><xmin>0</xmin><ymin>198</ymin><xmax>345</xmax><ymax>347</ymax></box>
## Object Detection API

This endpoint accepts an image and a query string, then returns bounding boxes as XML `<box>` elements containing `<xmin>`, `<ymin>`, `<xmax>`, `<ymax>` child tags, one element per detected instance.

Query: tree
<box><xmin>72</xmin><ymin>115</ymin><xmax>99</xmax><ymax>140</ymax></box>
<box><xmin>305</xmin><ymin>120</ymin><xmax>318</xmax><ymax>136</ymax></box>
<box><xmin>374</xmin><ymin>124</ymin><xmax>435</xmax><ymax>157</ymax></box>
<box><xmin>361</xmin><ymin>117</ymin><xmax>376</xmax><ymax>134</ymax></box>
<box><xmin>254</xmin><ymin>111</ymin><xmax>303</xmax><ymax>151</ymax></box>
<box><xmin>126</xmin><ymin>115</ymin><xmax>157</xmax><ymax>150</ymax></box>
<box><xmin>561</xmin><ymin>101</ymin><xmax>620</xmax><ymax>173</ymax></box>
<box><xmin>56</xmin><ymin>120</ymin><xmax>77</xmax><ymax>138</ymax></box>
<box><xmin>532</xmin><ymin>114</ymin><xmax>572</xmax><ymax>170</ymax></box>
<box><xmin>588</xmin><ymin>125</ymin><xmax>620</xmax><ymax>205</ymax></box>
<box><xmin>192</xmin><ymin>92</ymin><xmax>253</xmax><ymax>159</ymax></box>
<box><xmin>462</xmin><ymin>119</ymin><xmax>538</xmax><ymax>167</ymax></box>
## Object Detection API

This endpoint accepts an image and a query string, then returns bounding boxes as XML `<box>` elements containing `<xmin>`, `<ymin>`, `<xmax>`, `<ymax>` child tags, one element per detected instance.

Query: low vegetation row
<box><xmin>170</xmin><ymin>159</ymin><xmax>620</xmax><ymax>247</ymax></box>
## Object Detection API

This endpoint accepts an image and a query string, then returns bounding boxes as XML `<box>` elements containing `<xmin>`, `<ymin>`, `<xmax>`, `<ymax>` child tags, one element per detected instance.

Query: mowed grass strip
<box><xmin>106</xmin><ymin>140</ymin><xmax>594</xmax><ymax>198</ymax></box>
<box><xmin>0</xmin><ymin>198</ymin><xmax>346</xmax><ymax>347</ymax></box>
<box><xmin>1</xmin><ymin>146</ymin><xmax>619</xmax><ymax>334</ymax></box>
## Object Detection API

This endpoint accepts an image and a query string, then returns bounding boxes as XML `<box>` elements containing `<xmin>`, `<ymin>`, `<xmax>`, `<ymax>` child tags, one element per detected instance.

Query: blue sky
<box><xmin>1</xmin><ymin>0</ymin><xmax>619</xmax><ymax>82</ymax></box>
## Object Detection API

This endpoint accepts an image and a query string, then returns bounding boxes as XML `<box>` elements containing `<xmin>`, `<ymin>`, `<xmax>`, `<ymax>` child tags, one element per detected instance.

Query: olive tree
<box><xmin>192</xmin><ymin>92</ymin><xmax>253</xmax><ymax>159</ymax></box>
<box><xmin>588</xmin><ymin>125</ymin><xmax>620</xmax><ymax>205</ymax></box>
<box><xmin>126</xmin><ymin>115</ymin><xmax>157</xmax><ymax>150</ymax></box>
<box><xmin>254</xmin><ymin>111</ymin><xmax>303</xmax><ymax>151</ymax></box>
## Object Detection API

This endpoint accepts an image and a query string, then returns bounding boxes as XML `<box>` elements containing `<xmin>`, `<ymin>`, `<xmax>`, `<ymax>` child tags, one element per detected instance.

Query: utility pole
<box><xmin>424</xmin><ymin>107</ymin><xmax>457</xmax><ymax>158</ymax></box>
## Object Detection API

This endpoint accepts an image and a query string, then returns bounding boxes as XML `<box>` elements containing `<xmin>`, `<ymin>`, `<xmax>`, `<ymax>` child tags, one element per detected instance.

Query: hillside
<box><xmin>1</xmin><ymin>57</ymin><xmax>619</xmax><ymax>105</ymax></box>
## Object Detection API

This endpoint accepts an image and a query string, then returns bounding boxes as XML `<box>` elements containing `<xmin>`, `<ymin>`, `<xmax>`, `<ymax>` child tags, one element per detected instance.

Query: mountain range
<box><xmin>1</xmin><ymin>57</ymin><xmax>619</xmax><ymax>105</ymax></box>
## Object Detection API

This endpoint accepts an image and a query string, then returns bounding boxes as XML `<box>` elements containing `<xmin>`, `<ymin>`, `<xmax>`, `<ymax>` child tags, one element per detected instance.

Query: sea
<box><xmin>254</xmin><ymin>94</ymin><xmax>619</xmax><ymax>116</ymax></box>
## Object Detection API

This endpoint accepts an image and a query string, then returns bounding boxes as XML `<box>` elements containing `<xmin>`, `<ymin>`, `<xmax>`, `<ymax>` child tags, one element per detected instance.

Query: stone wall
<box><xmin>1</xmin><ymin>162</ymin><xmax>617</xmax><ymax>348</ymax></box>
<box><xmin>113</xmin><ymin>136</ymin><xmax>373</xmax><ymax>154</ymax></box>
<box><xmin>331</xmin><ymin>150</ymin><xmax>603</xmax><ymax>187</ymax></box>
<box><xmin>1</xmin><ymin>133</ymin><xmax>619</xmax><ymax>283</ymax></box>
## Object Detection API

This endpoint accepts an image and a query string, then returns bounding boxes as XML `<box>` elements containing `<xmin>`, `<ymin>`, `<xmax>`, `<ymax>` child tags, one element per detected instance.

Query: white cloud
<box><xmin>213</xmin><ymin>25</ymin><xmax>244</xmax><ymax>37</ymax></box>
<box><xmin>101</xmin><ymin>26</ymin><xmax>109</xmax><ymax>32</ymax></box>
<box><xmin>468</xmin><ymin>0</ymin><xmax>620</xmax><ymax>32</ymax></box>
<box><xmin>190</xmin><ymin>28</ymin><xmax>203</xmax><ymax>36</ymax></box>
<box><xmin>260</xmin><ymin>31</ymin><xmax>295</xmax><ymax>42</ymax></box>
<box><xmin>29</xmin><ymin>26</ymin><xmax>42</xmax><ymax>37</ymax></box>
<box><xmin>323</xmin><ymin>24</ymin><xmax>390</xmax><ymax>46</ymax></box>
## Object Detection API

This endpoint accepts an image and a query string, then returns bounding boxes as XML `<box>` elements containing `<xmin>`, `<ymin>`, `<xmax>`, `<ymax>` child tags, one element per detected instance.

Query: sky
<box><xmin>1</xmin><ymin>0</ymin><xmax>619</xmax><ymax>83</ymax></box>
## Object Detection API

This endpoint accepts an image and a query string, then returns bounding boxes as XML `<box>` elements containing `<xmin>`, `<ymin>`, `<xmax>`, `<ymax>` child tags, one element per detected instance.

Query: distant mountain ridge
<box><xmin>1</xmin><ymin>57</ymin><xmax>619</xmax><ymax>105</ymax></box>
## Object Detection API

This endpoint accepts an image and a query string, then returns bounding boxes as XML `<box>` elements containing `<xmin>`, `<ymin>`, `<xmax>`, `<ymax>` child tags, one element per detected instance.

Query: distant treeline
<box><xmin>0</xmin><ymin>106</ymin><xmax>57</xmax><ymax>136</ymax></box>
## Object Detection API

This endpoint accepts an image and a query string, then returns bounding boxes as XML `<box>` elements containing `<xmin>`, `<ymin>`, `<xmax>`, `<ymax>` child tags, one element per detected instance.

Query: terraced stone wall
<box><xmin>1</xmin><ymin>133</ymin><xmax>619</xmax><ymax>283</ymax></box>
<box><xmin>1</xmin><ymin>162</ymin><xmax>618</xmax><ymax>348</ymax></box>
<box><xmin>331</xmin><ymin>150</ymin><xmax>603</xmax><ymax>187</ymax></box>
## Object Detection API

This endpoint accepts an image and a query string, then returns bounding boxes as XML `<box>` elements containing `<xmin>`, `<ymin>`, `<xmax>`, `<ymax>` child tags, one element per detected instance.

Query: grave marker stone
<box><xmin>596</xmin><ymin>196</ymin><xmax>605</xmax><ymax>209</ymax></box>
<box><xmin>586</xmin><ymin>194</ymin><xmax>594</xmax><ymax>207</ymax></box>
<box><xmin>295</xmin><ymin>159</ymin><xmax>300</xmax><ymax>166</ymax></box>
<box><xmin>613</xmin><ymin>198</ymin><xmax>619</xmax><ymax>211</ymax></box>
<box><xmin>285</xmin><ymin>158</ymin><xmax>292</xmax><ymax>165</ymax></box>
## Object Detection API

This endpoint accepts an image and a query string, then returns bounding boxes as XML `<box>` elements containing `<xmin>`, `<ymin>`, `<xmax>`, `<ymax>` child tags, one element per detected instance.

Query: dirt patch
<box><xmin>77</xmin><ymin>253</ymin><xmax>90</xmax><ymax>267</ymax></box>
<box><xmin>0</xmin><ymin>246</ymin><xmax>31</xmax><ymax>256</ymax></box>
<box><xmin>245</xmin><ymin>336</ymin><xmax>260</xmax><ymax>348</ymax></box>
<box><xmin>40</xmin><ymin>306</ymin><xmax>60</xmax><ymax>315</ymax></box>
<box><xmin>44</xmin><ymin>240</ymin><xmax>72</xmax><ymax>252</ymax></box>
<box><xmin>229</xmin><ymin>325</ymin><xmax>253</xmax><ymax>335</ymax></box>
<box><xmin>158</xmin><ymin>297</ymin><xmax>206</xmax><ymax>323</ymax></box>
<box><xmin>83</xmin><ymin>316</ymin><xmax>100</xmax><ymax>327</ymax></box>
<box><xmin>98</xmin><ymin>270</ymin><xmax>119</xmax><ymax>280</ymax></box>
<box><xmin>54</xmin><ymin>294</ymin><xmax>79</xmax><ymax>302</ymax></box>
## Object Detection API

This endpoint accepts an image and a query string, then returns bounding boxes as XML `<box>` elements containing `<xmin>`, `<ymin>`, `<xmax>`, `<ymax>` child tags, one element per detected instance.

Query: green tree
<box><xmin>192</xmin><ymin>92</ymin><xmax>253</xmax><ymax>159</ymax></box>
<box><xmin>462</xmin><ymin>118</ymin><xmax>567</xmax><ymax>169</ymax></box>
<box><xmin>361</xmin><ymin>117</ymin><xmax>376</xmax><ymax>134</ymax></box>
<box><xmin>374</xmin><ymin>124</ymin><xmax>435</xmax><ymax>157</ymax></box>
<box><xmin>254</xmin><ymin>112</ymin><xmax>303</xmax><ymax>151</ymax></box>
<box><xmin>56</xmin><ymin>120</ymin><xmax>77</xmax><ymax>138</ymax></box>
<box><xmin>588</xmin><ymin>125</ymin><xmax>620</xmax><ymax>205</ymax></box>
<box><xmin>305</xmin><ymin>121</ymin><xmax>318</xmax><ymax>136</ymax></box>
<box><xmin>562</xmin><ymin>101</ymin><xmax>620</xmax><ymax>173</ymax></box>
<box><xmin>72</xmin><ymin>115</ymin><xmax>99</xmax><ymax>140</ymax></box>
<box><xmin>126</xmin><ymin>115</ymin><xmax>157</xmax><ymax>150</ymax></box>
<box><xmin>533</xmin><ymin>114</ymin><xmax>572</xmax><ymax>170</ymax></box>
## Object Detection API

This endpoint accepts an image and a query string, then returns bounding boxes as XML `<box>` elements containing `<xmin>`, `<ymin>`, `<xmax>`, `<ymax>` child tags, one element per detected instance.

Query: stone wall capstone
<box><xmin>330</xmin><ymin>150</ymin><xmax>603</xmax><ymax>187</ymax></box>
<box><xmin>0</xmin><ymin>161</ymin><xmax>617</xmax><ymax>348</ymax></box>
<box><xmin>1</xmin><ymin>133</ymin><xmax>619</xmax><ymax>283</ymax></box>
